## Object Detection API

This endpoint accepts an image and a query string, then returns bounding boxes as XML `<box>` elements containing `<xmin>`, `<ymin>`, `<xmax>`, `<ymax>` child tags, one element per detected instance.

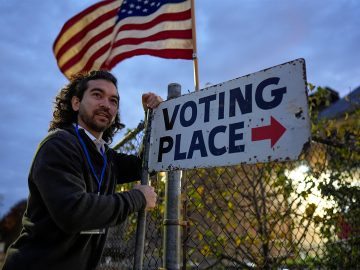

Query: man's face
<box><xmin>71</xmin><ymin>79</ymin><xmax>119</xmax><ymax>138</ymax></box>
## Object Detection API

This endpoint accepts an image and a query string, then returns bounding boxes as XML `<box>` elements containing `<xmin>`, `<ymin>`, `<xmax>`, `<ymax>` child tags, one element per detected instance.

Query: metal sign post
<box><xmin>163</xmin><ymin>83</ymin><xmax>182</xmax><ymax>270</ymax></box>
<box><xmin>148</xmin><ymin>59</ymin><xmax>311</xmax><ymax>172</ymax></box>
<box><xmin>133</xmin><ymin>109</ymin><xmax>152</xmax><ymax>270</ymax></box>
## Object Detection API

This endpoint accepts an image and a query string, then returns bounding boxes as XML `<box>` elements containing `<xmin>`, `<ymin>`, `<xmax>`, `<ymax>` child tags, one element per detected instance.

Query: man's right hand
<box><xmin>134</xmin><ymin>184</ymin><xmax>157</xmax><ymax>210</ymax></box>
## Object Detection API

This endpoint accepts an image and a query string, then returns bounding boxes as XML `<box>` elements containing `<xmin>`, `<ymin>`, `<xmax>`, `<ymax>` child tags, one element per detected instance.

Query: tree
<box><xmin>0</xmin><ymin>199</ymin><xmax>27</xmax><ymax>251</ymax></box>
<box><xmin>309</xmin><ymin>86</ymin><xmax>360</xmax><ymax>268</ymax></box>
<box><xmin>181</xmin><ymin>86</ymin><xmax>360</xmax><ymax>269</ymax></box>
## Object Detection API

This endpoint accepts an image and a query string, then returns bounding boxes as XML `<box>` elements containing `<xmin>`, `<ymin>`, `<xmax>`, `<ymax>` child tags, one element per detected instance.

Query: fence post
<box><xmin>133</xmin><ymin>110</ymin><xmax>152</xmax><ymax>270</ymax></box>
<box><xmin>163</xmin><ymin>83</ymin><xmax>182</xmax><ymax>270</ymax></box>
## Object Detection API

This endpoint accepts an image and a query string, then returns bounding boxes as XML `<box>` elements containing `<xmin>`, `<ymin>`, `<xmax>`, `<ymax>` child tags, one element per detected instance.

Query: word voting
<box><xmin>157</xmin><ymin>77</ymin><xmax>286</xmax><ymax>162</ymax></box>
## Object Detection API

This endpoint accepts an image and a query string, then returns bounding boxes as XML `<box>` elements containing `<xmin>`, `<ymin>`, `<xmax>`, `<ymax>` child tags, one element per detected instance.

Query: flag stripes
<box><xmin>104</xmin><ymin>38</ymin><xmax>193</xmax><ymax>70</ymax></box>
<box><xmin>54</xmin><ymin>1</ymin><xmax>121</xmax><ymax>56</ymax></box>
<box><xmin>56</xmin><ymin>9</ymin><xmax>118</xmax><ymax>64</ymax></box>
<box><xmin>54</xmin><ymin>0</ymin><xmax>193</xmax><ymax>78</ymax></box>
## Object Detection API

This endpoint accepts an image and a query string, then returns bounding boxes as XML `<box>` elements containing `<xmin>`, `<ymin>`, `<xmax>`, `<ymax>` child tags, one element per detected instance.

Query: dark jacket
<box><xmin>3</xmin><ymin>126</ymin><xmax>146</xmax><ymax>270</ymax></box>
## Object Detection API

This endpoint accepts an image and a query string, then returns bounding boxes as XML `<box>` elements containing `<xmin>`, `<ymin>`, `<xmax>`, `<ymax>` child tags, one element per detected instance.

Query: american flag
<box><xmin>54</xmin><ymin>0</ymin><xmax>193</xmax><ymax>78</ymax></box>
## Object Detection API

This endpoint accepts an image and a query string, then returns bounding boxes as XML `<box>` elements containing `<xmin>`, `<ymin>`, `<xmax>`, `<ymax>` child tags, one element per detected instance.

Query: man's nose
<box><xmin>99</xmin><ymin>99</ymin><xmax>110</xmax><ymax>109</ymax></box>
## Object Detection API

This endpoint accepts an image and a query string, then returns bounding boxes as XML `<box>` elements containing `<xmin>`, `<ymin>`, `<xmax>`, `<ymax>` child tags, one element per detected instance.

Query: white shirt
<box><xmin>74</xmin><ymin>123</ymin><xmax>106</xmax><ymax>154</ymax></box>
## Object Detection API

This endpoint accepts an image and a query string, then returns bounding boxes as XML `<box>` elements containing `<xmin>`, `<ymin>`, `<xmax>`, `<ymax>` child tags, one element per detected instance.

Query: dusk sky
<box><xmin>0</xmin><ymin>0</ymin><xmax>359</xmax><ymax>216</ymax></box>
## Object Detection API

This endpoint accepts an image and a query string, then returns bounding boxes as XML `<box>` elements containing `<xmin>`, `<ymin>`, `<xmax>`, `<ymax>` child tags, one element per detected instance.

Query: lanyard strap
<box><xmin>74</xmin><ymin>124</ymin><xmax>107</xmax><ymax>195</ymax></box>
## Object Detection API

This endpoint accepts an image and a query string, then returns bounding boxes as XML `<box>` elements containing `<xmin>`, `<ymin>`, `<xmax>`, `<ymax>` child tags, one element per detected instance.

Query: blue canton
<box><xmin>116</xmin><ymin>0</ymin><xmax>187</xmax><ymax>22</ymax></box>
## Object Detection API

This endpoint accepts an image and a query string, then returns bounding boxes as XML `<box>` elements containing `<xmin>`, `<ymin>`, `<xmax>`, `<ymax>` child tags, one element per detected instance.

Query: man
<box><xmin>3</xmin><ymin>70</ymin><xmax>162</xmax><ymax>270</ymax></box>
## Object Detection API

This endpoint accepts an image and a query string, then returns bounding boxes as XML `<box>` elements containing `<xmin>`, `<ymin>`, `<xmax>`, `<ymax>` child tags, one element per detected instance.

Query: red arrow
<box><xmin>251</xmin><ymin>116</ymin><xmax>286</xmax><ymax>147</ymax></box>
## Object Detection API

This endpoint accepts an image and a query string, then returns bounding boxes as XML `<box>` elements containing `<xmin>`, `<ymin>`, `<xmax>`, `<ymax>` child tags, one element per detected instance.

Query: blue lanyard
<box><xmin>74</xmin><ymin>124</ymin><xmax>107</xmax><ymax>195</ymax></box>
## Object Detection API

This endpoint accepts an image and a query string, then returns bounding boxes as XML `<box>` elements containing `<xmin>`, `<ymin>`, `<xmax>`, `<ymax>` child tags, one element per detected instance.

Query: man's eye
<box><xmin>93</xmin><ymin>93</ymin><xmax>101</xmax><ymax>98</ymax></box>
<box><xmin>111</xmin><ymin>99</ymin><xmax>118</xmax><ymax>106</ymax></box>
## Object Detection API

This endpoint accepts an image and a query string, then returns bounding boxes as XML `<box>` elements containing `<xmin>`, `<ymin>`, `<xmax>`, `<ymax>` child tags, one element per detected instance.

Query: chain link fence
<box><xmin>99</xmin><ymin>121</ymin><xmax>360</xmax><ymax>270</ymax></box>
<box><xmin>99</xmin><ymin>123</ymin><xmax>164</xmax><ymax>270</ymax></box>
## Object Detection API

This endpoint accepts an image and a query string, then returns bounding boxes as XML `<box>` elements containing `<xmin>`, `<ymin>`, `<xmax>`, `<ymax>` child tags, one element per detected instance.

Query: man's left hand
<box><xmin>142</xmin><ymin>92</ymin><xmax>163</xmax><ymax>111</ymax></box>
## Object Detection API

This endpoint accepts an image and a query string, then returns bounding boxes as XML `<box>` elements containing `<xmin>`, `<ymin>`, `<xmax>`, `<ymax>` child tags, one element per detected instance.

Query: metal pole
<box><xmin>163</xmin><ymin>83</ymin><xmax>182</xmax><ymax>270</ymax></box>
<box><xmin>133</xmin><ymin>109</ymin><xmax>152</xmax><ymax>270</ymax></box>
<box><xmin>191</xmin><ymin>0</ymin><xmax>200</xmax><ymax>91</ymax></box>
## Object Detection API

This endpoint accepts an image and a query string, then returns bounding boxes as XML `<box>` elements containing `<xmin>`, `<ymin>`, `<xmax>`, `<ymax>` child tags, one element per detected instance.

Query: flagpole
<box><xmin>191</xmin><ymin>0</ymin><xmax>200</xmax><ymax>91</ymax></box>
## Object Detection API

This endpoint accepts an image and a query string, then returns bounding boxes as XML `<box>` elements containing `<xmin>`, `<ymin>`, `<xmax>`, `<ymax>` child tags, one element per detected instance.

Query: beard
<box><xmin>78</xmin><ymin>107</ymin><xmax>114</xmax><ymax>133</ymax></box>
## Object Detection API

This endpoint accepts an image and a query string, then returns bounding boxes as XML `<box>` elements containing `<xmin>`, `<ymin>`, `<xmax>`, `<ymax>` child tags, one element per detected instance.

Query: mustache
<box><xmin>94</xmin><ymin>108</ymin><xmax>112</xmax><ymax>119</ymax></box>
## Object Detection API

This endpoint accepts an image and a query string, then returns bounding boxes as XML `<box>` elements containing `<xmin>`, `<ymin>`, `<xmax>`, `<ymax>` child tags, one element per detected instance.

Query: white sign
<box><xmin>148</xmin><ymin>59</ymin><xmax>311</xmax><ymax>172</ymax></box>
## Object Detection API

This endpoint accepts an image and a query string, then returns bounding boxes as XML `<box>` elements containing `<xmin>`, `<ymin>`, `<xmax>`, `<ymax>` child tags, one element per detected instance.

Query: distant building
<box><xmin>318</xmin><ymin>86</ymin><xmax>360</xmax><ymax>119</ymax></box>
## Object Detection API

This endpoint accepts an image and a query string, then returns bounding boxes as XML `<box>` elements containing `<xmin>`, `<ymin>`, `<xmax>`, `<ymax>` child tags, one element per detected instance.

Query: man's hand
<box><xmin>134</xmin><ymin>184</ymin><xmax>157</xmax><ymax>210</ymax></box>
<box><xmin>142</xmin><ymin>92</ymin><xmax>163</xmax><ymax>111</ymax></box>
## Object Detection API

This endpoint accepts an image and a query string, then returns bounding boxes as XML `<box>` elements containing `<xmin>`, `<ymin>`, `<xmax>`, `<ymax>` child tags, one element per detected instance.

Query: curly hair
<box><xmin>49</xmin><ymin>70</ymin><xmax>124</xmax><ymax>143</ymax></box>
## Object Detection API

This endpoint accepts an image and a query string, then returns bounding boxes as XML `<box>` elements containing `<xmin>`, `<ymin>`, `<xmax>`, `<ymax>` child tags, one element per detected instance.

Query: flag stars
<box><xmin>117</xmin><ymin>0</ymin><xmax>184</xmax><ymax>20</ymax></box>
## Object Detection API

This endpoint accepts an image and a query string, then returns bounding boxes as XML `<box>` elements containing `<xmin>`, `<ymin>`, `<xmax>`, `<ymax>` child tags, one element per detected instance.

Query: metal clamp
<box><xmin>163</xmin><ymin>219</ymin><xmax>188</xmax><ymax>226</ymax></box>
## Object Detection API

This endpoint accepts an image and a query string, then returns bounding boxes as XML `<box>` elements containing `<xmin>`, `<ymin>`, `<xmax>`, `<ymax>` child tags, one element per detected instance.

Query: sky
<box><xmin>0</xmin><ymin>0</ymin><xmax>359</xmax><ymax>216</ymax></box>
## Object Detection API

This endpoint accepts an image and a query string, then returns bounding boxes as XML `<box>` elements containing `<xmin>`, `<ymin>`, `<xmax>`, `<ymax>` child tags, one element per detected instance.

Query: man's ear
<box><xmin>71</xmin><ymin>96</ymin><xmax>80</xmax><ymax>112</ymax></box>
